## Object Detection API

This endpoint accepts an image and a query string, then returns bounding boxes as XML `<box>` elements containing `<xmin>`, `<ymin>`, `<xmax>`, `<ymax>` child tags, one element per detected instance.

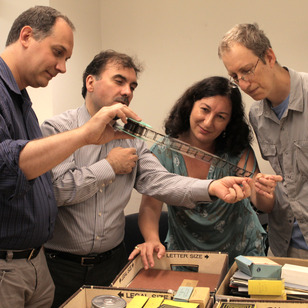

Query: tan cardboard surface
<box><xmin>112</xmin><ymin>250</ymin><xmax>228</xmax><ymax>294</ymax></box>
<box><xmin>128</xmin><ymin>268</ymin><xmax>221</xmax><ymax>292</ymax></box>
<box><xmin>60</xmin><ymin>286</ymin><xmax>173</xmax><ymax>308</ymax></box>
<box><xmin>61</xmin><ymin>251</ymin><xmax>226</xmax><ymax>308</ymax></box>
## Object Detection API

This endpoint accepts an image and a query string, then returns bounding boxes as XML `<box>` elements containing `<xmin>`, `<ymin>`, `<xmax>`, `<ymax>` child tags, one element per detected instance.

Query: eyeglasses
<box><xmin>229</xmin><ymin>58</ymin><xmax>260</xmax><ymax>84</ymax></box>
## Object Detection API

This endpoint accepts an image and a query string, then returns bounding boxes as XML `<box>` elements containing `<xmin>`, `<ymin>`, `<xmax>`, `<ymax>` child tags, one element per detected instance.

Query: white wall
<box><xmin>98</xmin><ymin>0</ymin><xmax>308</xmax><ymax>213</ymax></box>
<box><xmin>1</xmin><ymin>1</ymin><xmax>307</xmax><ymax>214</ymax></box>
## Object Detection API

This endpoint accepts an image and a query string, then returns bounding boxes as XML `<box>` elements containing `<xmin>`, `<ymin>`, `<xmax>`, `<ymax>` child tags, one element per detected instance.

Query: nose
<box><xmin>56</xmin><ymin>59</ymin><xmax>67</xmax><ymax>74</ymax></box>
<box><xmin>203</xmin><ymin>114</ymin><xmax>215</xmax><ymax>127</ymax></box>
<box><xmin>238</xmin><ymin>78</ymin><xmax>251</xmax><ymax>91</ymax></box>
<box><xmin>121</xmin><ymin>84</ymin><xmax>133</xmax><ymax>99</ymax></box>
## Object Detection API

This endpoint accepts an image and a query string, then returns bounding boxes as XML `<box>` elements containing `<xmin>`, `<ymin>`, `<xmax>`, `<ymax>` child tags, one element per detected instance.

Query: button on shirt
<box><xmin>0</xmin><ymin>57</ymin><xmax>57</xmax><ymax>250</ymax></box>
<box><xmin>249</xmin><ymin>67</ymin><xmax>308</xmax><ymax>256</ymax></box>
<box><xmin>41</xmin><ymin>104</ymin><xmax>214</xmax><ymax>255</ymax></box>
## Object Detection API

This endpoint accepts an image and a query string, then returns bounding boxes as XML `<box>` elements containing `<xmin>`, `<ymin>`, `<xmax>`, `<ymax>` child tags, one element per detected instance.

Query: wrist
<box><xmin>208</xmin><ymin>180</ymin><xmax>218</xmax><ymax>201</ymax></box>
<box><xmin>208</xmin><ymin>180</ymin><xmax>216</xmax><ymax>197</ymax></box>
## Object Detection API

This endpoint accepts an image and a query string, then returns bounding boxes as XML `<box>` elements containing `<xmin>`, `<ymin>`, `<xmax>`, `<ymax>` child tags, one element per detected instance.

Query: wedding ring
<box><xmin>135</xmin><ymin>245</ymin><xmax>140</xmax><ymax>250</ymax></box>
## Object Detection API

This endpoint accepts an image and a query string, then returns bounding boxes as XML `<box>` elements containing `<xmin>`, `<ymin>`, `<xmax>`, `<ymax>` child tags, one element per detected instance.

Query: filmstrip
<box><xmin>114</xmin><ymin>118</ymin><xmax>253</xmax><ymax>177</ymax></box>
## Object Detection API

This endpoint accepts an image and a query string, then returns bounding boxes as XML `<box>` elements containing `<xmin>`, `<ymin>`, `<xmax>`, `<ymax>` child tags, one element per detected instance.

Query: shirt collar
<box><xmin>257</xmin><ymin>67</ymin><xmax>303</xmax><ymax>117</ymax></box>
<box><xmin>0</xmin><ymin>57</ymin><xmax>21</xmax><ymax>95</ymax></box>
<box><xmin>78</xmin><ymin>103</ymin><xmax>92</xmax><ymax>125</ymax></box>
<box><xmin>288</xmin><ymin>67</ymin><xmax>304</xmax><ymax>113</ymax></box>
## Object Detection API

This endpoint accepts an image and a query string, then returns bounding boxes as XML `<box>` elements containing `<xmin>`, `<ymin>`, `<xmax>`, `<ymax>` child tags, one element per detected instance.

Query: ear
<box><xmin>19</xmin><ymin>26</ymin><xmax>34</xmax><ymax>48</ymax></box>
<box><xmin>265</xmin><ymin>48</ymin><xmax>276</xmax><ymax>68</ymax></box>
<box><xmin>86</xmin><ymin>75</ymin><xmax>95</xmax><ymax>93</ymax></box>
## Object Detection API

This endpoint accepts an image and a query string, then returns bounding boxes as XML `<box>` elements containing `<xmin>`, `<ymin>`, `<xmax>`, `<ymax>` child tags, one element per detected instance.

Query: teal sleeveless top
<box><xmin>151</xmin><ymin>143</ymin><xmax>266</xmax><ymax>267</ymax></box>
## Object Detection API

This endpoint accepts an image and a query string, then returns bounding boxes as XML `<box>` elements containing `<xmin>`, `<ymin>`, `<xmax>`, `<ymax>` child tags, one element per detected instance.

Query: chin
<box><xmin>252</xmin><ymin>93</ymin><xmax>266</xmax><ymax>101</ymax></box>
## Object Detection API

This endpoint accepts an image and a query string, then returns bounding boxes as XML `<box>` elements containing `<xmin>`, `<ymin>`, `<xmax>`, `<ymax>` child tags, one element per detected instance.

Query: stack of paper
<box><xmin>281</xmin><ymin>263</ymin><xmax>308</xmax><ymax>300</ymax></box>
<box><xmin>229</xmin><ymin>256</ymin><xmax>285</xmax><ymax>299</ymax></box>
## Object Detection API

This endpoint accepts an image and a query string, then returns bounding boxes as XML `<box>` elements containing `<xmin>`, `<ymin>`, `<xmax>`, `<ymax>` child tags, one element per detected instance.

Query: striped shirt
<box><xmin>41</xmin><ymin>104</ymin><xmax>214</xmax><ymax>255</ymax></box>
<box><xmin>0</xmin><ymin>57</ymin><xmax>57</xmax><ymax>250</ymax></box>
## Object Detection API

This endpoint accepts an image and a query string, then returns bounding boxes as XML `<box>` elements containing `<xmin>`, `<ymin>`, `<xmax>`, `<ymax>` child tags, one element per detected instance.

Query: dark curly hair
<box><xmin>164</xmin><ymin>76</ymin><xmax>252</xmax><ymax>156</ymax></box>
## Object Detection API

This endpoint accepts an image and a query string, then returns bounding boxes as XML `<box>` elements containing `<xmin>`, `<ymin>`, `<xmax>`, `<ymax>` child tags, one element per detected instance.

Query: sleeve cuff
<box><xmin>191</xmin><ymin>179</ymin><xmax>218</xmax><ymax>203</ymax></box>
<box><xmin>89</xmin><ymin>159</ymin><xmax>115</xmax><ymax>186</ymax></box>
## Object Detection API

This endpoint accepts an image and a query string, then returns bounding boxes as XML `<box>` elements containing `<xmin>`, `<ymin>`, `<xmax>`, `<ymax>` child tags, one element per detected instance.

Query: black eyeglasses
<box><xmin>229</xmin><ymin>58</ymin><xmax>260</xmax><ymax>84</ymax></box>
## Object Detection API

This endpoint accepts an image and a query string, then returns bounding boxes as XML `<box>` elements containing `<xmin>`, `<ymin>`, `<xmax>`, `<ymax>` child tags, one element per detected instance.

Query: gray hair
<box><xmin>6</xmin><ymin>5</ymin><xmax>75</xmax><ymax>46</ymax></box>
<box><xmin>218</xmin><ymin>23</ymin><xmax>272</xmax><ymax>63</ymax></box>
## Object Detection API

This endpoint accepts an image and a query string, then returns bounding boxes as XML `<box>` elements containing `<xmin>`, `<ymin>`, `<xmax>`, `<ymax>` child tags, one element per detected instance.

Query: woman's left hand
<box><xmin>254</xmin><ymin>173</ymin><xmax>283</xmax><ymax>199</ymax></box>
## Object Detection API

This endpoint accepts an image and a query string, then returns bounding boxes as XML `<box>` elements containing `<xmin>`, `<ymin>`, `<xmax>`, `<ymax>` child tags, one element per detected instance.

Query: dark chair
<box><xmin>124</xmin><ymin>211</ymin><xmax>168</xmax><ymax>255</ymax></box>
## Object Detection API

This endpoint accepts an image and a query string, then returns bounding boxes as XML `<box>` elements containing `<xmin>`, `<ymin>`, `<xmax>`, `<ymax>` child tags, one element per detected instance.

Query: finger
<box><xmin>242</xmin><ymin>180</ymin><xmax>252</xmax><ymax>198</ymax></box>
<box><xmin>146</xmin><ymin>249</ymin><xmax>156</xmax><ymax>268</ymax></box>
<box><xmin>140</xmin><ymin>248</ymin><xmax>152</xmax><ymax>270</ymax></box>
<box><xmin>226</xmin><ymin>187</ymin><xmax>237</xmax><ymax>203</ymax></box>
<box><xmin>233</xmin><ymin>183</ymin><xmax>245</xmax><ymax>200</ymax></box>
<box><xmin>156</xmin><ymin>245</ymin><xmax>166</xmax><ymax>260</ymax></box>
<box><xmin>128</xmin><ymin>249</ymin><xmax>140</xmax><ymax>261</ymax></box>
<box><xmin>113</xmin><ymin>130</ymin><xmax>135</xmax><ymax>140</ymax></box>
<box><xmin>254</xmin><ymin>181</ymin><xmax>275</xmax><ymax>198</ymax></box>
<box><xmin>273</xmin><ymin>175</ymin><xmax>283</xmax><ymax>182</ymax></box>
<box><xmin>119</xmin><ymin>105</ymin><xmax>142</xmax><ymax>123</ymax></box>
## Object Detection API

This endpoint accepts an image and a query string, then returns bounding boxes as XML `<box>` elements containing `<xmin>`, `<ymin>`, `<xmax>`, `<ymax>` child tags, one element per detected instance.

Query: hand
<box><xmin>106</xmin><ymin>147</ymin><xmax>138</xmax><ymax>174</ymax></box>
<box><xmin>128</xmin><ymin>241</ymin><xmax>166</xmax><ymax>270</ymax></box>
<box><xmin>208</xmin><ymin>176</ymin><xmax>253</xmax><ymax>203</ymax></box>
<box><xmin>254</xmin><ymin>173</ymin><xmax>283</xmax><ymax>199</ymax></box>
<box><xmin>80</xmin><ymin>103</ymin><xmax>142</xmax><ymax>145</ymax></box>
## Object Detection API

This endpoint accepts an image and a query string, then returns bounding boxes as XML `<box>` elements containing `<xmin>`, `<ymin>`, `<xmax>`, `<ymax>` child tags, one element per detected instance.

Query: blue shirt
<box><xmin>0</xmin><ymin>57</ymin><xmax>57</xmax><ymax>250</ymax></box>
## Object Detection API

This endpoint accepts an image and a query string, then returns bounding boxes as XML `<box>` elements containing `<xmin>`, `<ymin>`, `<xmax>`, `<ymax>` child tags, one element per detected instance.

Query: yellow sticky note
<box><xmin>143</xmin><ymin>297</ymin><xmax>165</xmax><ymax>307</ymax></box>
<box><xmin>127</xmin><ymin>295</ymin><xmax>149</xmax><ymax>307</ymax></box>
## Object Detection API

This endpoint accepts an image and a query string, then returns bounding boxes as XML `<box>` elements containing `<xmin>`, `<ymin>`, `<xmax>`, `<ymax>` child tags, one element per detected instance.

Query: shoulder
<box><xmin>249</xmin><ymin>99</ymin><xmax>265</xmax><ymax>126</ymax></box>
<box><xmin>41</xmin><ymin>108</ymin><xmax>80</xmax><ymax>132</ymax></box>
<box><xmin>288</xmin><ymin>68</ymin><xmax>308</xmax><ymax>88</ymax></box>
<box><xmin>150</xmin><ymin>142</ymin><xmax>174</xmax><ymax>159</ymax></box>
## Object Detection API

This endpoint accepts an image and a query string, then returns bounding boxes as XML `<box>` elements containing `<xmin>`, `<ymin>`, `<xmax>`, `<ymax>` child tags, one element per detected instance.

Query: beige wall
<box><xmin>1</xmin><ymin>1</ymin><xmax>307</xmax><ymax>213</ymax></box>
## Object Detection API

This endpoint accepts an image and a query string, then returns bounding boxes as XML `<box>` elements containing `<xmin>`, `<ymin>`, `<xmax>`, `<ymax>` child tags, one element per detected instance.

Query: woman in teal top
<box><xmin>130</xmin><ymin>77</ymin><xmax>282</xmax><ymax>268</ymax></box>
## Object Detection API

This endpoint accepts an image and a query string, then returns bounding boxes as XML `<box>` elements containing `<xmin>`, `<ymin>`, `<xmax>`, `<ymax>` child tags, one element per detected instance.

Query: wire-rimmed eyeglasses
<box><xmin>229</xmin><ymin>58</ymin><xmax>260</xmax><ymax>84</ymax></box>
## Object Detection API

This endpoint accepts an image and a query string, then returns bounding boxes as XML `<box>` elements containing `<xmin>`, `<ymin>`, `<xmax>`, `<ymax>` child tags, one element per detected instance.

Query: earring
<box><xmin>222</xmin><ymin>131</ymin><xmax>226</xmax><ymax>138</ymax></box>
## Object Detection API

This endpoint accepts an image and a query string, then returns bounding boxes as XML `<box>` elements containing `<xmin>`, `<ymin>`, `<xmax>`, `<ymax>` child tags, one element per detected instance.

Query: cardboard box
<box><xmin>60</xmin><ymin>285</ymin><xmax>215</xmax><ymax>308</ymax></box>
<box><xmin>60</xmin><ymin>285</ymin><xmax>173</xmax><ymax>308</ymax></box>
<box><xmin>61</xmin><ymin>251</ymin><xmax>226</xmax><ymax>308</ymax></box>
<box><xmin>112</xmin><ymin>250</ymin><xmax>229</xmax><ymax>295</ymax></box>
<box><xmin>215</xmin><ymin>256</ymin><xmax>308</xmax><ymax>304</ymax></box>
<box><xmin>214</xmin><ymin>299</ymin><xmax>308</xmax><ymax>307</ymax></box>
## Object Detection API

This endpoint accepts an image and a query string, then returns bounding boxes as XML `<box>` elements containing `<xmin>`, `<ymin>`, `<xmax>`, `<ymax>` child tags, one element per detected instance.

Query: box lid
<box><xmin>235</xmin><ymin>256</ymin><xmax>282</xmax><ymax>279</ymax></box>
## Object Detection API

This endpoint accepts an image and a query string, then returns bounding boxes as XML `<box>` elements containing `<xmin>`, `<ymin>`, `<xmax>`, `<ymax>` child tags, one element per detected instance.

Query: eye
<box><xmin>201</xmin><ymin>107</ymin><xmax>209</xmax><ymax>112</ymax></box>
<box><xmin>217</xmin><ymin>114</ymin><xmax>226</xmax><ymax>120</ymax></box>
<box><xmin>53</xmin><ymin>48</ymin><xmax>63</xmax><ymax>57</ymax></box>
<box><xmin>115</xmin><ymin>79</ymin><xmax>123</xmax><ymax>85</ymax></box>
<box><xmin>241</xmin><ymin>66</ymin><xmax>254</xmax><ymax>76</ymax></box>
<box><xmin>230</xmin><ymin>74</ymin><xmax>239</xmax><ymax>82</ymax></box>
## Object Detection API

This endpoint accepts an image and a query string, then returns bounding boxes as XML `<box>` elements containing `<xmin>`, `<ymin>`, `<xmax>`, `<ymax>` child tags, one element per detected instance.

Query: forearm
<box><xmin>139</xmin><ymin>195</ymin><xmax>163</xmax><ymax>242</ymax></box>
<box><xmin>250</xmin><ymin>189</ymin><xmax>275</xmax><ymax>213</ymax></box>
<box><xmin>53</xmin><ymin>159</ymin><xmax>115</xmax><ymax>206</ymax></box>
<box><xmin>19</xmin><ymin>128</ymin><xmax>86</xmax><ymax>180</ymax></box>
